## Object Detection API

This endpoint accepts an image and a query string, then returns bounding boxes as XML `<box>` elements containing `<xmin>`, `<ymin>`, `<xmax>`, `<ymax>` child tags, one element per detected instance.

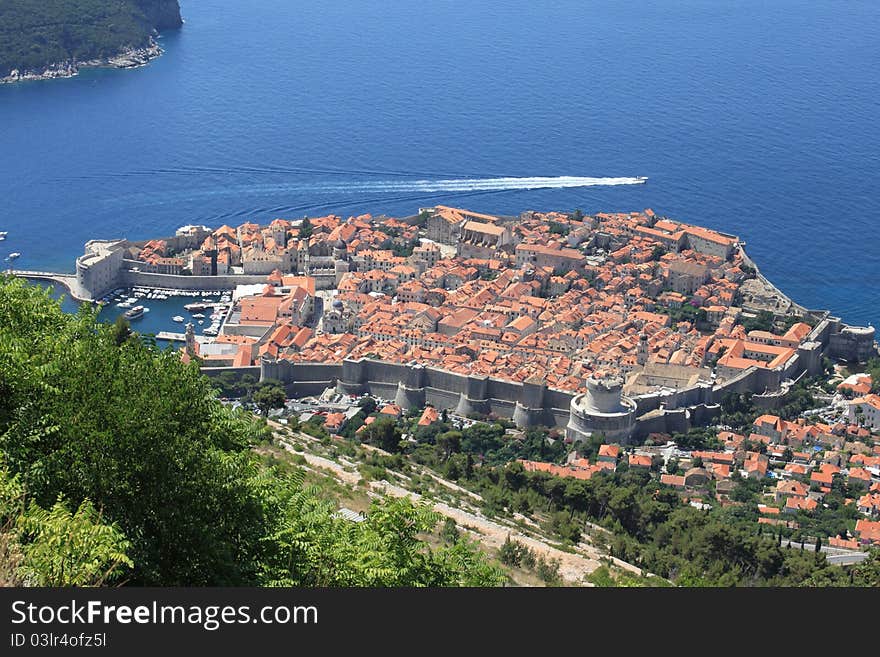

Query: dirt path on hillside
<box><xmin>275</xmin><ymin>434</ymin><xmax>608</xmax><ymax>584</ymax></box>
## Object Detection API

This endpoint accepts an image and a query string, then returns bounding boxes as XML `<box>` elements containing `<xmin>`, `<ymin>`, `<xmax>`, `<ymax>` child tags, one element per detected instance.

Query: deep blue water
<box><xmin>1</xmin><ymin>0</ymin><xmax>878</xmax><ymax>329</ymax></box>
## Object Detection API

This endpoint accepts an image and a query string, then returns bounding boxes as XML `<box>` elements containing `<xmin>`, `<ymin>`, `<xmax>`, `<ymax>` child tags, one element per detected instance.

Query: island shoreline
<box><xmin>1</xmin><ymin>36</ymin><xmax>167</xmax><ymax>85</ymax></box>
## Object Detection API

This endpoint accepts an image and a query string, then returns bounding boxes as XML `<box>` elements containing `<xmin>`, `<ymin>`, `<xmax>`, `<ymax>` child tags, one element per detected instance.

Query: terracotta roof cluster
<box><xmin>184</xmin><ymin>209</ymin><xmax>830</xmax><ymax>404</ymax></box>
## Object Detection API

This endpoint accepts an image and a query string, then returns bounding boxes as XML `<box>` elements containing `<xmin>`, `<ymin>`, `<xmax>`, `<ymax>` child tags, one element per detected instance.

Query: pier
<box><xmin>6</xmin><ymin>269</ymin><xmax>91</xmax><ymax>301</ymax></box>
<box><xmin>156</xmin><ymin>331</ymin><xmax>213</xmax><ymax>344</ymax></box>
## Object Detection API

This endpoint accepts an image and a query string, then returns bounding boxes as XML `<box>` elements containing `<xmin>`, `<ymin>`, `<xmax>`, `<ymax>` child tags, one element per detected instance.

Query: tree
<box><xmin>357</xmin><ymin>396</ymin><xmax>377</xmax><ymax>415</ymax></box>
<box><xmin>440</xmin><ymin>518</ymin><xmax>459</xmax><ymax>545</ymax></box>
<box><xmin>111</xmin><ymin>315</ymin><xmax>132</xmax><ymax>346</ymax></box>
<box><xmin>299</xmin><ymin>216</ymin><xmax>313</xmax><ymax>239</ymax></box>
<box><xmin>239</xmin><ymin>373</ymin><xmax>258</xmax><ymax>399</ymax></box>
<box><xmin>499</xmin><ymin>535</ymin><xmax>521</xmax><ymax>566</ymax></box>
<box><xmin>361</xmin><ymin>416</ymin><xmax>403</xmax><ymax>453</ymax></box>
<box><xmin>0</xmin><ymin>277</ymin><xmax>274</xmax><ymax>585</ymax></box>
<box><xmin>437</xmin><ymin>431</ymin><xmax>462</xmax><ymax>462</ymax></box>
<box><xmin>253</xmin><ymin>382</ymin><xmax>286</xmax><ymax>416</ymax></box>
<box><xmin>464</xmin><ymin>454</ymin><xmax>474</xmax><ymax>480</ymax></box>
<box><xmin>0</xmin><ymin>277</ymin><xmax>507</xmax><ymax>588</ymax></box>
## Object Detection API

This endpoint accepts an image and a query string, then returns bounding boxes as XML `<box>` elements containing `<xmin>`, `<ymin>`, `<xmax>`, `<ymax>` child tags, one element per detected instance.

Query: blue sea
<box><xmin>1</xmin><ymin>0</ymin><xmax>878</xmax><ymax>331</ymax></box>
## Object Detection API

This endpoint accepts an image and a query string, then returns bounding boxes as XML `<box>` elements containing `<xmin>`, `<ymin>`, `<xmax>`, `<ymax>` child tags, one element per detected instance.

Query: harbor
<box><xmin>99</xmin><ymin>286</ymin><xmax>234</xmax><ymax>339</ymax></box>
<box><xmin>24</xmin><ymin>279</ymin><xmax>234</xmax><ymax>346</ymax></box>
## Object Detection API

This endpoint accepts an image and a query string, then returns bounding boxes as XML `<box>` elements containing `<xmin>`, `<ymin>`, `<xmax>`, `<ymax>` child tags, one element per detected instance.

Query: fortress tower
<box><xmin>566</xmin><ymin>374</ymin><xmax>637</xmax><ymax>443</ymax></box>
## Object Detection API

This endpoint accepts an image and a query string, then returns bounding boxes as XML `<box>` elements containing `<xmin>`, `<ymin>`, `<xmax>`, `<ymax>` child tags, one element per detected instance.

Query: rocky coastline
<box><xmin>1</xmin><ymin>38</ymin><xmax>164</xmax><ymax>84</ymax></box>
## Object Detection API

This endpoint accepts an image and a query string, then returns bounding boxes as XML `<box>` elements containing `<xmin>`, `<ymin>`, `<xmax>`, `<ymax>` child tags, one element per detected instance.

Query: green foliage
<box><xmin>670</xmin><ymin>427</ymin><xmax>722</xmax><ymax>451</ymax></box>
<box><xmin>719</xmin><ymin>390</ymin><xmax>758</xmax><ymax>430</ymax></box>
<box><xmin>587</xmin><ymin>564</ymin><xmax>671</xmax><ymax>587</ymax></box>
<box><xmin>262</xmin><ymin>494</ymin><xmax>504</xmax><ymax>587</ymax></box>
<box><xmin>357</xmin><ymin>396</ymin><xmax>378</xmax><ymax>415</ymax></box>
<box><xmin>776</xmin><ymin>378</ymin><xmax>820</xmax><ymax>421</ymax></box>
<box><xmin>390</xmin><ymin>235</ymin><xmax>421</xmax><ymax>258</ymax></box>
<box><xmin>546</xmin><ymin>510</ymin><xmax>581</xmax><ymax>545</ymax></box>
<box><xmin>460</xmin><ymin>422</ymin><xmax>565</xmax><ymax>466</ymax></box>
<box><xmin>846</xmin><ymin>548</ymin><xmax>880</xmax><ymax>586</ymax></box>
<box><xmin>665</xmin><ymin>303</ymin><xmax>708</xmax><ymax>327</ymax></box>
<box><xmin>0</xmin><ymin>277</ymin><xmax>504</xmax><ymax>587</ymax></box>
<box><xmin>864</xmin><ymin>358</ymin><xmax>880</xmax><ymax>394</ymax></box>
<box><xmin>111</xmin><ymin>315</ymin><xmax>134</xmax><ymax>347</ymax></box>
<box><xmin>16</xmin><ymin>496</ymin><xmax>133</xmax><ymax>586</ymax></box>
<box><xmin>0</xmin><ymin>277</ymin><xmax>276</xmax><ymax>585</ymax></box>
<box><xmin>1</xmin><ymin>463</ymin><xmax>131</xmax><ymax>586</ymax></box>
<box><xmin>741</xmin><ymin>310</ymin><xmax>776</xmax><ymax>333</ymax></box>
<box><xmin>414</xmin><ymin>210</ymin><xmax>431</xmax><ymax>228</ymax></box>
<box><xmin>339</xmin><ymin>411</ymin><xmax>366</xmax><ymax>439</ymax></box>
<box><xmin>535</xmin><ymin>555</ymin><xmax>562</xmax><ymax>585</ymax></box>
<box><xmin>253</xmin><ymin>381</ymin><xmax>286</xmax><ymax>416</ymax></box>
<box><xmin>300</xmin><ymin>416</ymin><xmax>331</xmax><ymax>441</ymax></box>
<box><xmin>0</xmin><ymin>0</ymin><xmax>180</xmax><ymax>76</ymax></box>
<box><xmin>360</xmin><ymin>416</ymin><xmax>403</xmax><ymax>453</ymax></box>
<box><xmin>298</xmin><ymin>216</ymin><xmax>313</xmax><ymax>239</ymax></box>
<box><xmin>440</xmin><ymin>517</ymin><xmax>459</xmax><ymax>545</ymax></box>
<box><xmin>212</xmin><ymin>370</ymin><xmax>257</xmax><ymax>398</ymax></box>
<box><xmin>499</xmin><ymin>535</ymin><xmax>528</xmax><ymax>567</ymax></box>
<box><xmin>458</xmin><ymin>455</ymin><xmax>862</xmax><ymax>586</ymax></box>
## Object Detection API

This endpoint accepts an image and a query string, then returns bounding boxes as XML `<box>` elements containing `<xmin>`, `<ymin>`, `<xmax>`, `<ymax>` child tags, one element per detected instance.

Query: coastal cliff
<box><xmin>134</xmin><ymin>0</ymin><xmax>183</xmax><ymax>31</ymax></box>
<box><xmin>0</xmin><ymin>0</ymin><xmax>183</xmax><ymax>84</ymax></box>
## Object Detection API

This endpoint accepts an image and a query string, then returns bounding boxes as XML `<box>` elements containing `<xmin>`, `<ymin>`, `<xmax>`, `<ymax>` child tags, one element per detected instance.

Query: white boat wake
<box><xmin>104</xmin><ymin>175</ymin><xmax>648</xmax><ymax>209</ymax></box>
<box><xmin>309</xmin><ymin>175</ymin><xmax>647</xmax><ymax>193</ymax></box>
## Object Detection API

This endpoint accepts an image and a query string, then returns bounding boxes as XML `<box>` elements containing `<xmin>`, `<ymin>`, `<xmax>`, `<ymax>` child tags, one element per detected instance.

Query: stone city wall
<box><xmin>121</xmin><ymin>265</ymin><xmax>271</xmax><ymax>290</ymax></box>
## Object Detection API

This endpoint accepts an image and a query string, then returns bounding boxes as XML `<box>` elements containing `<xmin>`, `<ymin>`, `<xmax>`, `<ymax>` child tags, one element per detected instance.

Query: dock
<box><xmin>156</xmin><ymin>331</ymin><xmax>213</xmax><ymax>344</ymax></box>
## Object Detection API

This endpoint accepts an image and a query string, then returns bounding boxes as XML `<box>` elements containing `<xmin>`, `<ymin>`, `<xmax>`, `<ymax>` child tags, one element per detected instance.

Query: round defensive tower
<box><xmin>566</xmin><ymin>375</ymin><xmax>637</xmax><ymax>443</ymax></box>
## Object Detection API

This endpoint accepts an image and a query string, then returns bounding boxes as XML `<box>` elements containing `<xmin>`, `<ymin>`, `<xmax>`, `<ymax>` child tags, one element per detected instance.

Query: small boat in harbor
<box><xmin>7</xmin><ymin>252</ymin><xmax>21</xmax><ymax>261</ymax></box>
<box><xmin>124</xmin><ymin>305</ymin><xmax>145</xmax><ymax>320</ymax></box>
<box><xmin>172</xmin><ymin>315</ymin><xmax>185</xmax><ymax>323</ymax></box>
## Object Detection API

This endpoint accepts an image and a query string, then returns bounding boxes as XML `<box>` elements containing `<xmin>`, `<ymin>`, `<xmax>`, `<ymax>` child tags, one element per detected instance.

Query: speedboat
<box><xmin>7</xmin><ymin>252</ymin><xmax>20</xmax><ymax>260</ymax></box>
<box><xmin>635</xmin><ymin>176</ymin><xmax>648</xmax><ymax>184</ymax></box>
<box><xmin>172</xmin><ymin>315</ymin><xmax>185</xmax><ymax>323</ymax></box>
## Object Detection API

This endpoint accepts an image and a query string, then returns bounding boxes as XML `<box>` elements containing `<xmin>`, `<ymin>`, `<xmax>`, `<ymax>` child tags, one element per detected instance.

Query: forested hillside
<box><xmin>0</xmin><ymin>0</ymin><xmax>182</xmax><ymax>77</ymax></box>
<box><xmin>0</xmin><ymin>276</ymin><xmax>503</xmax><ymax>587</ymax></box>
